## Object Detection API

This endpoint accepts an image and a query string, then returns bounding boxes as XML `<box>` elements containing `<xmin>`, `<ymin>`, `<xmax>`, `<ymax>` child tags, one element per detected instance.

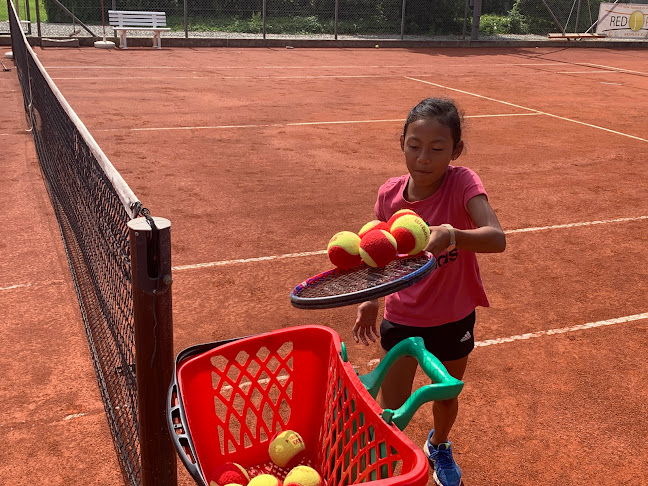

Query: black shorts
<box><xmin>380</xmin><ymin>311</ymin><xmax>476</xmax><ymax>362</ymax></box>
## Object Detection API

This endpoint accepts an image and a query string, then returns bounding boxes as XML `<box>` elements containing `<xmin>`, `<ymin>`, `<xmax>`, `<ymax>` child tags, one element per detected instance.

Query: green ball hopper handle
<box><xmin>357</xmin><ymin>336</ymin><xmax>464</xmax><ymax>430</ymax></box>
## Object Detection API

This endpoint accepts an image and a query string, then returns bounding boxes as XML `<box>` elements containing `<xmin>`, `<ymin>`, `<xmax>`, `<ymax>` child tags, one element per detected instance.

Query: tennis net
<box><xmin>8</xmin><ymin>1</ymin><xmax>149</xmax><ymax>484</ymax></box>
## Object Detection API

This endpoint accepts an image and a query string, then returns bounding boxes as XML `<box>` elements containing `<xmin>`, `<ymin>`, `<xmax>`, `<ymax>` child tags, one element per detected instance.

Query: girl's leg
<box><xmin>378</xmin><ymin>350</ymin><xmax>418</xmax><ymax>410</ymax></box>
<box><xmin>429</xmin><ymin>355</ymin><xmax>469</xmax><ymax>446</ymax></box>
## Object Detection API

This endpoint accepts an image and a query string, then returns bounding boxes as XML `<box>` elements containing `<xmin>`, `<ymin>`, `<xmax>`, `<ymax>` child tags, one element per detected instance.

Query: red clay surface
<box><xmin>1</xmin><ymin>46</ymin><xmax>647</xmax><ymax>485</ymax></box>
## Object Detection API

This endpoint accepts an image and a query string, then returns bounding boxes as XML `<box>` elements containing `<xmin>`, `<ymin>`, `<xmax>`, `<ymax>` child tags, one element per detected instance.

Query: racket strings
<box><xmin>295</xmin><ymin>256</ymin><xmax>429</xmax><ymax>298</ymax></box>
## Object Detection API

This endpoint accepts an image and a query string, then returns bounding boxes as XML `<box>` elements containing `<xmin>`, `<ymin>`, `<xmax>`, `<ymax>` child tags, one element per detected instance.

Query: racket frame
<box><xmin>290</xmin><ymin>252</ymin><xmax>436</xmax><ymax>309</ymax></box>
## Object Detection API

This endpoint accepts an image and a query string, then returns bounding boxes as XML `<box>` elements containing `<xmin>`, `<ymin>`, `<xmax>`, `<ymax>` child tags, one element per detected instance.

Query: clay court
<box><xmin>2</xmin><ymin>44</ymin><xmax>648</xmax><ymax>485</ymax></box>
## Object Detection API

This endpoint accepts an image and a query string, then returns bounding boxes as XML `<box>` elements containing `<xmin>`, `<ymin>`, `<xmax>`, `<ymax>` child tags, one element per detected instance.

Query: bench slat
<box><xmin>111</xmin><ymin>21</ymin><xmax>168</xmax><ymax>27</ymax></box>
<box><xmin>108</xmin><ymin>10</ymin><xmax>166</xmax><ymax>15</ymax></box>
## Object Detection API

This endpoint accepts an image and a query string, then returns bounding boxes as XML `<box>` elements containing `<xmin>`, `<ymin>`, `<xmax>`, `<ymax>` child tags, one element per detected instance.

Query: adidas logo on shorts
<box><xmin>459</xmin><ymin>331</ymin><xmax>472</xmax><ymax>343</ymax></box>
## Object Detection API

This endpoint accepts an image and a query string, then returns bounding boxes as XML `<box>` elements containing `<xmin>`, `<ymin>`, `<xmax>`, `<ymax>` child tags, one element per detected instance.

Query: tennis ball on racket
<box><xmin>209</xmin><ymin>462</ymin><xmax>250</xmax><ymax>486</ymax></box>
<box><xmin>358</xmin><ymin>220</ymin><xmax>390</xmax><ymax>238</ymax></box>
<box><xmin>284</xmin><ymin>466</ymin><xmax>324</xmax><ymax>486</ymax></box>
<box><xmin>327</xmin><ymin>231</ymin><xmax>362</xmax><ymax>269</ymax></box>
<box><xmin>248</xmin><ymin>475</ymin><xmax>283</xmax><ymax>486</ymax></box>
<box><xmin>387</xmin><ymin>209</ymin><xmax>418</xmax><ymax>228</ymax></box>
<box><xmin>359</xmin><ymin>230</ymin><xmax>398</xmax><ymax>268</ymax></box>
<box><xmin>390</xmin><ymin>214</ymin><xmax>430</xmax><ymax>255</ymax></box>
<box><xmin>268</xmin><ymin>430</ymin><xmax>306</xmax><ymax>468</ymax></box>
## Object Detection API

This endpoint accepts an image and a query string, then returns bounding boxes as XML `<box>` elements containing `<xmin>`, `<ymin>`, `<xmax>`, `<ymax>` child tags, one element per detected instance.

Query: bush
<box><xmin>43</xmin><ymin>0</ymin><xmax>180</xmax><ymax>23</ymax></box>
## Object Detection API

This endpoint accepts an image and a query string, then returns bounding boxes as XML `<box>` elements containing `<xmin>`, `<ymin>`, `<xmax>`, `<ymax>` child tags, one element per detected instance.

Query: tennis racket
<box><xmin>290</xmin><ymin>252</ymin><xmax>436</xmax><ymax>309</ymax></box>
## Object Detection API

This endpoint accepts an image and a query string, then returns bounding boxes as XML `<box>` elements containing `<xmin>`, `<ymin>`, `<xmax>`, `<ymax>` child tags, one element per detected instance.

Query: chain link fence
<box><xmin>2</xmin><ymin>0</ymin><xmax>647</xmax><ymax>41</ymax></box>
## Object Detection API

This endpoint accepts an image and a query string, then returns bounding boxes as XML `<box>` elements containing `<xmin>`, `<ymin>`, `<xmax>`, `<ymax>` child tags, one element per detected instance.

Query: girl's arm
<box><xmin>427</xmin><ymin>194</ymin><xmax>506</xmax><ymax>255</ymax></box>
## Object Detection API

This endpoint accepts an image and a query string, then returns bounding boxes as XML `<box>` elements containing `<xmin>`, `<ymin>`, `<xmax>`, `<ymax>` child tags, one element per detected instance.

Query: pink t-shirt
<box><xmin>375</xmin><ymin>166</ymin><xmax>490</xmax><ymax>327</ymax></box>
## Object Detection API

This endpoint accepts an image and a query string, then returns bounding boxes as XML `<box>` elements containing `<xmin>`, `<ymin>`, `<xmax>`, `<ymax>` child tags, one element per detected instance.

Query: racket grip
<box><xmin>358</xmin><ymin>336</ymin><xmax>464</xmax><ymax>430</ymax></box>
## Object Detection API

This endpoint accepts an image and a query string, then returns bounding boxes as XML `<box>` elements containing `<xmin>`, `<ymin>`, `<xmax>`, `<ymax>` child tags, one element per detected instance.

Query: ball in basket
<box><xmin>248</xmin><ymin>474</ymin><xmax>283</xmax><ymax>486</ymax></box>
<box><xmin>209</xmin><ymin>462</ymin><xmax>250</xmax><ymax>486</ymax></box>
<box><xmin>284</xmin><ymin>465</ymin><xmax>324</xmax><ymax>486</ymax></box>
<box><xmin>268</xmin><ymin>430</ymin><xmax>305</xmax><ymax>468</ymax></box>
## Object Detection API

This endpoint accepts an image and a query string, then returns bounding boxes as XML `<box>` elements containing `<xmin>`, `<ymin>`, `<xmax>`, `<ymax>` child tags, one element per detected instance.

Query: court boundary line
<box><xmin>42</xmin><ymin>62</ymin><xmax>572</xmax><ymax>70</ymax></box>
<box><xmin>97</xmin><ymin>113</ymin><xmax>540</xmax><ymax>132</ymax></box>
<box><xmin>2</xmin><ymin>216</ymin><xmax>646</xmax><ymax>290</ymax></box>
<box><xmin>406</xmin><ymin>77</ymin><xmax>648</xmax><ymax>143</ymax></box>
<box><xmin>49</xmin><ymin>71</ymin><xmax>625</xmax><ymax>81</ymax></box>
<box><xmin>170</xmin><ymin>215</ymin><xmax>648</xmax><ymax>272</ymax></box>
<box><xmin>19</xmin><ymin>309</ymin><xmax>648</xmax><ymax>426</ymax></box>
<box><xmin>474</xmin><ymin>312</ymin><xmax>648</xmax><ymax>347</ymax></box>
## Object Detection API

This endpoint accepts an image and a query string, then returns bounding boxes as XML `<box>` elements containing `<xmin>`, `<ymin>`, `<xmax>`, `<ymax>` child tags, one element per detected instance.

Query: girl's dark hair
<box><xmin>402</xmin><ymin>98</ymin><xmax>463</xmax><ymax>147</ymax></box>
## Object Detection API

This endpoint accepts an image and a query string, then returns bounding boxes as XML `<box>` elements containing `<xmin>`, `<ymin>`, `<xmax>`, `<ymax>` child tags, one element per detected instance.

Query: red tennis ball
<box><xmin>390</xmin><ymin>214</ymin><xmax>430</xmax><ymax>255</ymax></box>
<box><xmin>209</xmin><ymin>463</ymin><xmax>250</xmax><ymax>486</ymax></box>
<box><xmin>268</xmin><ymin>430</ymin><xmax>306</xmax><ymax>468</ymax></box>
<box><xmin>327</xmin><ymin>231</ymin><xmax>362</xmax><ymax>269</ymax></box>
<box><xmin>359</xmin><ymin>230</ymin><xmax>398</xmax><ymax>268</ymax></box>
<box><xmin>358</xmin><ymin>220</ymin><xmax>390</xmax><ymax>238</ymax></box>
<box><xmin>387</xmin><ymin>209</ymin><xmax>418</xmax><ymax>229</ymax></box>
<box><xmin>248</xmin><ymin>475</ymin><xmax>283</xmax><ymax>486</ymax></box>
<box><xmin>284</xmin><ymin>466</ymin><xmax>324</xmax><ymax>486</ymax></box>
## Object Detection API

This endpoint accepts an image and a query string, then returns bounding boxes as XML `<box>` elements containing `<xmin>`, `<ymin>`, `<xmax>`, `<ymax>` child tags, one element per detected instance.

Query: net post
<box><xmin>127</xmin><ymin>216</ymin><xmax>177</xmax><ymax>486</ymax></box>
<box><xmin>470</xmin><ymin>0</ymin><xmax>482</xmax><ymax>40</ymax></box>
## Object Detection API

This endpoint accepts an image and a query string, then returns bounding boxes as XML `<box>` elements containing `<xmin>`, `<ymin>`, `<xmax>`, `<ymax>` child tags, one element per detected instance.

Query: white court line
<box><xmin>405</xmin><ymin>77</ymin><xmax>648</xmax><ymax>143</ymax></box>
<box><xmin>364</xmin><ymin>312</ymin><xmax>648</xmax><ymax>366</ymax></box>
<box><xmin>212</xmin><ymin>311</ymin><xmax>648</xmax><ymax>390</ymax></box>
<box><xmin>475</xmin><ymin>313</ymin><xmax>648</xmax><ymax>347</ymax></box>
<box><xmin>506</xmin><ymin>215</ymin><xmax>648</xmax><ymax>234</ymax></box>
<box><xmin>100</xmin><ymin>113</ymin><xmax>538</xmax><ymax>132</ymax></box>
<box><xmin>554</xmin><ymin>70</ymin><xmax>622</xmax><ymax>74</ymax></box>
<box><xmin>0</xmin><ymin>280</ymin><xmax>64</xmax><ymax>291</ymax></box>
<box><xmin>171</xmin><ymin>215</ymin><xmax>648</xmax><ymax>272</ymax></box>
<box><xmin>579</xmin><ymin>62</ymin><xmax>648</xmax><ymax>76</ymax></box>
<box><xmin>42</xmin><ymin>63</ymin><xmax>569</xmax><ymax>70</ymax></box>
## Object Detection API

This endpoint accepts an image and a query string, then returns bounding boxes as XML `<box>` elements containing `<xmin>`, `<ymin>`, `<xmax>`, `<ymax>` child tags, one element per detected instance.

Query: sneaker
<box><xmin>423</xmin><ymin>429</ymin><xmax>462</xmax><ymax>486</ymax></box>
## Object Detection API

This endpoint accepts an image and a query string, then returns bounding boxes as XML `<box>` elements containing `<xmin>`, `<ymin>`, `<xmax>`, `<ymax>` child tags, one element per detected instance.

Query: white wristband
<box><xmin>441</xmin><ymin>224</ymin><xmax>456</xmax><ymax>252</ymax></box>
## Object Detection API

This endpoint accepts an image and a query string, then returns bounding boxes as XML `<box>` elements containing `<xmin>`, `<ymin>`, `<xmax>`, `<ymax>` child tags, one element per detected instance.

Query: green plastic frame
<box><xmin>358</xmin><ymin>337</ymin><xmax>464</xmax><ymax>430</ymax></box>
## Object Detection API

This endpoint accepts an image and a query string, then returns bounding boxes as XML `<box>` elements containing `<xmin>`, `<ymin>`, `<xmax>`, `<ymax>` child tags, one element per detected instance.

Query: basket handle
<box><xmin>358</xmin><ymin>336</ymin><xmax>464</xmax><ymax>430</ymax></box>
<box><xmin>167</xmin><ymin>379</ymin><xmax>208</xmax><ymax>486</ymax></box>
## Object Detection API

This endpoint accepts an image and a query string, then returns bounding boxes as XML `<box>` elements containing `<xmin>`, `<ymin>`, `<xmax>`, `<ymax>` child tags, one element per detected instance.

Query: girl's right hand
<box><xmin>352</xmin><ymin>300</ymin><xmax>380</xmax><ymax>346</ymax></box>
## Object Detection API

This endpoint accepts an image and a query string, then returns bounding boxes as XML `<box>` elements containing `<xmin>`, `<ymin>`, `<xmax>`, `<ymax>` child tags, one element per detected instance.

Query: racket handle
<box><xmin>358</xmin><ymin>336</ymin><xmax>464</xmax><ymax>430</ymax></box>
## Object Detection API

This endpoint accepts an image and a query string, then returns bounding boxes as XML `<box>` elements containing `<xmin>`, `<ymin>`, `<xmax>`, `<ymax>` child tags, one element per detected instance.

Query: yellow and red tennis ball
<box><xmin>284</xmin><ymin>466</ymin><xmax>324</xmax><ymax>486</ymax></box>
<box><xmin>248</xmin><ymin>475</ymin><xmax>282</xmax><ymax>486</ymax></box>
<box><xmin>359</xmin><ymin>230</ymin><xmax>398</xmax><ymax>268</ymax></box>
<box><xmin>268</xmin><ymin>430</ymin><xmax>306</xmax><ymax>468</ymax></box>
<box><xmin>209</xmin><ymin>462</ymin><xmax>250</xmax><ymax>486</ymax></box>
<box><xmin>327</xmin><ymin>231</ymin><xmax>362</xmax><ymax>269</ymax></box>
<box><xmin>358</xmin><ymin>220</ymin><xmax>390</xmax><ymax>238</ymax></box>
<box><xmin>389</xmin><ymin>214</ymin><xmax>430</xmax><ymax>255</ymax></box>
<box><xmin>387</xmin><ymin>209</ymin><xmax>418</xmax><ymax>228</ymax></box>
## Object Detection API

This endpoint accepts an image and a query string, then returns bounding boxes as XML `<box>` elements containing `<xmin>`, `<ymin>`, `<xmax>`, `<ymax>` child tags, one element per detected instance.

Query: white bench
<box><xmin>108</xmin><ymin>10</ymin><xmax>170</xmax><ymax>49</ymax></box>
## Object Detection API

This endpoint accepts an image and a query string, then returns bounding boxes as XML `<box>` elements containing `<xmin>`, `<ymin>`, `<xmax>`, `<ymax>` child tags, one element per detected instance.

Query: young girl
<box><xmin>352</xmin><ymin>97</ymin><xmax>506</xmax><ymax>486</ymax></box>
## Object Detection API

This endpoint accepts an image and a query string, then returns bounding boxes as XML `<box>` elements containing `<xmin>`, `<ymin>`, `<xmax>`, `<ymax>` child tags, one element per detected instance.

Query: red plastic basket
<box><xmin>167</xmin><ymin>325</ymin><xmax>462</xmax><ymax>486</ymax></box>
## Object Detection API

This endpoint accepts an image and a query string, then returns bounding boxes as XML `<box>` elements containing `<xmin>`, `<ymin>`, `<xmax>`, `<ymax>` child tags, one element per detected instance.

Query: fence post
<box><xmin>334</xmin><ymin>0</ymin><xmax>338</xmax><ymax>40</ymax></box>
<box><xmin>128</xmin><ymin>216</ymin><xmax>177</xmax><ymax>486</ymax></box>
<box><xmin>470</xmin><ymin>0</ymin><xmax>481</xmax><ymax>40</ymax></box>
<box><xmin>35</xmin><ymin>0</ymin><xmax>42</xmax><ymax>40</ymax></box>
<box><xmin>263</xmin><ymin>0</ymin><xmax>267</xmax><ymax>39</ymax></box>
<box><xmin>184</xmin><ymin>0</ymin><xmax>188</xmax><ymax>38</ymax></box>
<box><xmin>400</xmin><ymin>0</ymin><xmax>406</xmax><ymax>39</ymax></box>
